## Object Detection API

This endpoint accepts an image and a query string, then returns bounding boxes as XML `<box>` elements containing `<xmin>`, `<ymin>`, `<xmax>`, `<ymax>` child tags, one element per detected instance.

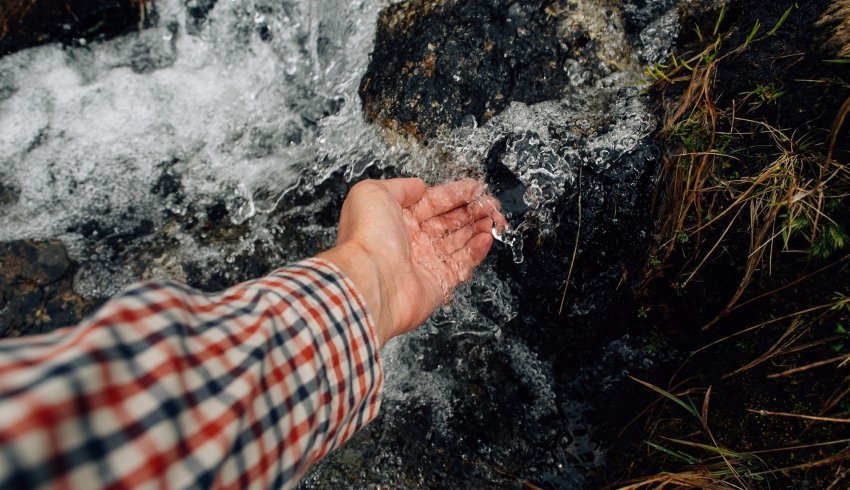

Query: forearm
<box><xmin>0</xmin><ymin>259</ymin><xmax>383</xmax><ymax>489</ymax></box>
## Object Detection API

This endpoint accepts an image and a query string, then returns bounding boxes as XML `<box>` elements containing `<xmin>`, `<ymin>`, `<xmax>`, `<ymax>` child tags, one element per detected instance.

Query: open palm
<box><xmin>323</xmin><ymin>178</ymin><xmax>506</xmax><ymax>345</ymax></box>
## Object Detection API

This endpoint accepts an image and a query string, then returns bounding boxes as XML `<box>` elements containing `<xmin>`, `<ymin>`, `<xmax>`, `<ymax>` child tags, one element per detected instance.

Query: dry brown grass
<box><xmin>617</xmin><ymin>470</ymin><xmax>752</xmax><ymax>490</ymax></box>
<box><xmin>0</xmin><ymin>0</ymin><xmax>37</xmax><ymax>40</ymax></box>
<box><xmin>819</xmin><ymin>0</ymin><xmax>850</xmax><ymax>58</ymax></box>
<box><xmin>624</xmin><ymin>7</ymin><xmax>850</xmax><ymax>488</ymax></box>
<box><xmin>642</xmin><ymin>23</ymin><xmax>850</xmax><ymax>326</ymax></box>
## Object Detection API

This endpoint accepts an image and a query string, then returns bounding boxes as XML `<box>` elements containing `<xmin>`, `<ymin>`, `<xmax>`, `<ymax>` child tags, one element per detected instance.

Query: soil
<box><xmin>591</xmin><ymin>0</ymin><xmax>850</xmax><ymax>488</ymax></box>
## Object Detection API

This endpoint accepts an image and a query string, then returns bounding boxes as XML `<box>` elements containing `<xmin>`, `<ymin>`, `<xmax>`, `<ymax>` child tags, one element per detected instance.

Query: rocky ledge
<box><xmin>0</xmin><ymin>240</ymin><xmax>98</xmax><ymax>337</ymax></box>
<box><xmin>359</xmin><ymin>0</ymin><xmax>635</xmax><ymax>139</ymax></box>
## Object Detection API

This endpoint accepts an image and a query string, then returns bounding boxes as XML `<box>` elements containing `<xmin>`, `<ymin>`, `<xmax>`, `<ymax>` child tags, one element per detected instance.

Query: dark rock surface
<box><xmin>185</xmin><ymin>0</ymin><xmax>218</xmax><ymax>35</ymax></box>
<box><xmin>0</xmin><ymin>240</ymin><xmax>99</xmax><ymax>337</ymax></box>
<box><xmin>0</xmin><ymin>0</ymin><xmax>154</xmax><ymax>57</ymax></box>
<box><xmin>0</xmin><ymin>181</ymin><xmax>19</xmax><ymax>206</ymax></box>
<box><xmin>476</xmin><ymin>92</ymin><xmax>662</xmax><ymax>480</ymax></box>
<box><xmin>311</xmin><ymin>0</ymin><xmax>681</xmax><ymax>485</ymax></box>
<box><xmin>0</xmin><ymin>69</ymin><xmax>14</xmax><ymax>102</ymax></box>
<box><xmin>621</xmin><ymin>0</ymin><xmax>678</xmax><ymax>34</ymax></box>
<box><xmin>360</xmin><ymin>0</ymin><xmax>631</xmax><ymax>138</ymax></box>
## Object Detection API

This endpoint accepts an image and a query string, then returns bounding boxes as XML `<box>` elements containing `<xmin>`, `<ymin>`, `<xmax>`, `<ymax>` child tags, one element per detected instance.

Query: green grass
<box><xmin>740</xmin><ymin>83</ymin><xmax>784</xmax><ymax>111</ymax></box>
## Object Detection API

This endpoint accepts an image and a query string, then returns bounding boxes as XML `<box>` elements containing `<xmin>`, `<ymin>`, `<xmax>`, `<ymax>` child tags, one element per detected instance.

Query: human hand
<box><xmin>318</xmin><ymin>178</ymin><xmax>507</xmax><ymax>347</ymax></box>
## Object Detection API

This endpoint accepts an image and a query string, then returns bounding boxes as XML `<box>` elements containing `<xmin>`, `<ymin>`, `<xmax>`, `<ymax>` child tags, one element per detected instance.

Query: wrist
<box><xmin>317</xmin><ymin>241</ymin><xmax>390</xmax><ymax>348</ymax></box>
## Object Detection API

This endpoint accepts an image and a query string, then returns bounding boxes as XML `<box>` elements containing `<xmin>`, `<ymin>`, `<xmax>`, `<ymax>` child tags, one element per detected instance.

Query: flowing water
<box><xmin>0</xmin><ymin>0</ymin><xmax>707</xmax><ymax>486</ymax></box>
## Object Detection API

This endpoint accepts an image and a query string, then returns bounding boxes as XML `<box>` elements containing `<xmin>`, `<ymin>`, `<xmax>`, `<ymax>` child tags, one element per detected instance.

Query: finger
<box><xmin>409</xmin><ymin>178</ymin><xmax>485</xmax><ymax>222</ymax></box>
<box><xmin>492</xmin><ymin>210</ymin><xmax>509</xmax><ymax>233</ymax></box>
<box><xmin>469</xmin><ymin>194</ymin><xmax>509</xmax><ymax>232</ymax></box>
<box><xmin>438</xmin><ymin>217</ymin><xmax>493</xmax><ymax>256</ymax></box>
<box><xmin>419</xmin><ymin>195</ymin><xmax>500</xmax><ymax>236</ymax></box>
<box><xmin>448</xmin><ymin>232</ymin><xmax>494</xmax><ymax>283</ymax></box>
<box><xmin>375</xmin><ymin>178</ymin><xmax>427</xmax><ymax>208</ymax></box>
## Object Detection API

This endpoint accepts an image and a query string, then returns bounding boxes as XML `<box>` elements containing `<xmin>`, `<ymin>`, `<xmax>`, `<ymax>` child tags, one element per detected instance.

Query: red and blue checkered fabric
<box><xmin>0</xmin><ymin>258</ymin><xmax>384</xmax><ymax>489</ymax></box>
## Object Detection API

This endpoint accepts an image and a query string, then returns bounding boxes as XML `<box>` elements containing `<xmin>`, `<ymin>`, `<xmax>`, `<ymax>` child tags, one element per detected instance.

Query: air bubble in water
<box><xmin>501</xmin><ymin>152</ymin><xmax>518</xmax><ymax>170</ymax></box>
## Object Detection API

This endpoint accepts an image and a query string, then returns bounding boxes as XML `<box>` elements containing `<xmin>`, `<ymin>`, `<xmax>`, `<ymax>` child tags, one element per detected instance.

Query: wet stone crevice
<box><xmin>0</xmin><ymin>240</ymin><xmax>100</xmax><ymax>337</ymax></box>
<box><xmin>185</xmin><ymin>0</ymin><xmax>219</xmax><ymax>35</ymax></box>
<box><xmin>0</xmin><ymin>180</ymin><xmax>20</xmax><ymax>206</ymax></box>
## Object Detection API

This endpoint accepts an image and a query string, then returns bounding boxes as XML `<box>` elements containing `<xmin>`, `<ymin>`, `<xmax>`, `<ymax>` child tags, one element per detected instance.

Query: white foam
<box><xmin>0</xmin><ymin>0</ymin><xmax>389</xmax><ymax>244</ymax></box>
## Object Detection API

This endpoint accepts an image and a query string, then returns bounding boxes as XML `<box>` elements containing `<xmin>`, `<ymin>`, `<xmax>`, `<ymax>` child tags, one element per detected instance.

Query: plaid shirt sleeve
<box><xmin>0</xmin><ymin>258</ymin><xmax>384</xmax><ymax>489</ymax></box>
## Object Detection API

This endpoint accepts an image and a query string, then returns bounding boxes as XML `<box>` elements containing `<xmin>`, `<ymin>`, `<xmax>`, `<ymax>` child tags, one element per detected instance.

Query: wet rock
<box><xmin>0</xmin><ymin>69</ymin><xmax>15</xmax><ymax>102</ymax></box>
<box><xmin>621</xmin><ymin>0</ymin><xmax>678</xmax><ymax>34</ymax></box>
<box><xmin>70</xmin><ymin>214</ymin><xmax>156</xmax><ymax>260</ymax></box>
<box><xmin>1</xmin><ymin>240</ymin><xmax>70</xmax><ymax>284</ymax></box>
<box><xmin>622</xmin><ymin>0</ymin><xmax>726</xmax><ymax>63</ymax></box>
<box><xmin>128</xmin><ymin>21</ymin><xmax>179</xmax><ymax>74</ymax></box>
<box><xmin>360</xmin><ymin>0</ymin><xmax>633</xmax><ymax>138</ymax></box>
<box><xmin>621</xmin><ymin>0</ymin><xmax>721</xmax><ymax>32</ymax></box>
<box><xmin>151</xmin><ymin>159</ymin><xmax>185</xmax><ymax>207</ymax></box>
<box><xmin>334</xmin><ymin>0</ymin><xmax>669</xmax><ymax>484</ymax></box>
<box><xmin>0</xmin><ymin>0</ymin><xmax>155</xmax><ymax>57</ymax></box>
<box><xmin>638</xmin><ymin>7</ymin><xmax>680</xmax><ymax>64</ymax></box>
<box><xmin>484</xmin><ymin>139</ymin><xmax>530</xmax><ymax>218</ymax></box>
<box><xmin>185</xmin><ymin>0</ymin><xmax>218</xmax><ymax>36</ymax></box>
<box><xmin>0</xmin><ymin>181</ymin><xmax>19</xmax><ymax>206</ymax></box>
<box><xmin>478</xmin><ymin>87</ymin><xmax>659</xmax><ymax>325</ymax></box>
<box><xmin>0</xmin><ymin>240</ymin><xmax>96</xmax><ymax>337</ymax></box>
<box><xmin>151</xmin><ymin>168</ymin><xmax>251</xmax><ymax>244</ymax></box>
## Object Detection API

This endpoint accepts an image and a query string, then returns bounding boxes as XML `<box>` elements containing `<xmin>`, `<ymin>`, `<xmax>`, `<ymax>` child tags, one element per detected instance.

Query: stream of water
<box><xmin>0</xmin><ymin>0</ymin><xmax>700</xmax><ymax>486</ymax></box>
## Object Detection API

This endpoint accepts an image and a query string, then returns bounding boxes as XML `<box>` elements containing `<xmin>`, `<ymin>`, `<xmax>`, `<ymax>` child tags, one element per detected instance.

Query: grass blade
<box><xmin>713</xmin><ymin>4</ymin><xmax>727</xmax><ymax>36</ymax></box>
<box><xmin>629</xmin><ymin>376</ymin><xmax>701</xmax><ymax>419</ymax></box>
<box><xmin>646</xmin><ymin>441</ymin><xmax>700</xmax><ymax>465</ymax></box>
<box><xmin>768</xmin><ymin>4</ymin><xmax>795</xmax><ymax>36</ymax></box>
<box><xmin>665</xmin><ymin>437</ymin><xmax>755</xmax><ymax>461</ymax></box>
<box><xmin>744</xmin><ymin>20</ymin><xmax>761</xmax><ymax>47</ymax></box>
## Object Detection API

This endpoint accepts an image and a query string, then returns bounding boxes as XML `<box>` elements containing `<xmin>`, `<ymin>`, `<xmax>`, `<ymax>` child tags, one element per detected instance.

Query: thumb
<box><xmin>376</xmin><ymin>178</ymin><xmax>427</xmax><ymax>208</ymax></box>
